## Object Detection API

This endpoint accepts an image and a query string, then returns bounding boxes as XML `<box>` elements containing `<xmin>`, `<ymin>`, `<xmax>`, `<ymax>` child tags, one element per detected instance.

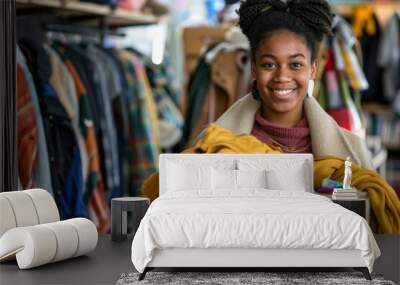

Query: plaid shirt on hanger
<box><xmin>117</xmin><ymin>50</ymin><xmax>160</xmax><ymax>196</ymax></box>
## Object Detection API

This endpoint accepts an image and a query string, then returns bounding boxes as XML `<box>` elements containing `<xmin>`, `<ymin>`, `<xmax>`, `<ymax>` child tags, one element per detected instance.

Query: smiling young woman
<box><xmin>203</xmin><ymin>0</ymin><xmax>373</xmax><ymax>168</ymax></box>
<box><xmin>253</xmin><ymin>30</ymin><xmax>317</xmax><ymax>128</ymax></box>
<box><xmin>238</xmin><ymin>0</ymin><xmax>334</xmax><ymax>153</ymax></box>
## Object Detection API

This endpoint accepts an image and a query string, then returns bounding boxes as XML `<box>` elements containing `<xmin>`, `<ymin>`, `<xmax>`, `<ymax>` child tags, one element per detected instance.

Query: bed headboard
<box><xmin>159</xmin><ymin>154</ymin><xmax>314</xmax><ymax>195</ymax></box>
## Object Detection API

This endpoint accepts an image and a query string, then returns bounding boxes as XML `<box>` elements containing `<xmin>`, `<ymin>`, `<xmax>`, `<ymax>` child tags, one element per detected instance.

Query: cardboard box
<box><xmin>183</xmin><ymin>26</ymin><xmax>228</xmax><ymax>57</ymax></box>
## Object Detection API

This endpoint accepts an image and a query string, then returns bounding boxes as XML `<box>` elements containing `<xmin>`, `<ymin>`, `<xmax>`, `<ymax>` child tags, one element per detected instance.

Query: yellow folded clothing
<box><xmin>142</xmin><ymin>124</ymin><xmax>400</xmax><ymax>234</ymax></box>
<box><xmin>314</xmin><ymin>156</ymin><xmax>400</xmax><ymax>234</ymax></box>
<box><xmin>185</xmin><ymin>124</ymin><xmax>282</xmax><ymax>154</ymax></box>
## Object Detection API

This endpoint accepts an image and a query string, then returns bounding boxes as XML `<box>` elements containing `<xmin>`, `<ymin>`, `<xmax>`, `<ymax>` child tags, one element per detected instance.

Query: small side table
<box><xmin>332</xmin><ymin>197</ymin><xmax>370</xmax><ymax>223</ymax></box>
<box><xmin>111</xmin><ymin>197</ymin><xmax>150</xmax><ymax>242</ymax></box>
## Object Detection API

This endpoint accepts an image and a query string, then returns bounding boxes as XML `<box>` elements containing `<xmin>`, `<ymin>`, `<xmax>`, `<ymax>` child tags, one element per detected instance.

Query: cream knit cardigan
<box><xmin>209</xmin><ymin>93</ymin><xmax>373</xmax><ymax>170</ymax></box>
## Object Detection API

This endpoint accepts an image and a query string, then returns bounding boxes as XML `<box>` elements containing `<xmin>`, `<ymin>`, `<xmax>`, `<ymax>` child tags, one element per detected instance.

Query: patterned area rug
<box><xmin>116</xmin><ymin>271</ymin><xmax>395</xmax><ymax>285</ymax></box>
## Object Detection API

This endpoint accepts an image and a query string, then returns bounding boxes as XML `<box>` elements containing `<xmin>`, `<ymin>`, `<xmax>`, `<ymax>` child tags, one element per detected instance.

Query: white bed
<box><xmin>131</xmin><ymin>154</ymin><xmax>380</xmax><ymax>280</ymax></box>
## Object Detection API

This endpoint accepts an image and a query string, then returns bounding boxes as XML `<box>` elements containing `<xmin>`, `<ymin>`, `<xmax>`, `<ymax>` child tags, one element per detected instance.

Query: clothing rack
<box><xmin>45</xmin><ymin>23</ymin><xmax>126</xmax><ymax>37</ymax></box>
<box><xmin>44</xmin><ymin>23</ymin><xmax>126</xmax><ymax>44</ymax></box>
<box><xmin>0</xmin><ymin>2</ymin><xmax>163</xmax><ymax>192</ymax></box>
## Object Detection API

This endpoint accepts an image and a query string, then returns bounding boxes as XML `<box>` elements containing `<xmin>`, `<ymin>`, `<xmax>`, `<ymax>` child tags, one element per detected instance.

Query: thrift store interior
<box><xmin>0</xmin><ymin>0</ymin><xmax>399</xmax><ymax>284</ymax></box>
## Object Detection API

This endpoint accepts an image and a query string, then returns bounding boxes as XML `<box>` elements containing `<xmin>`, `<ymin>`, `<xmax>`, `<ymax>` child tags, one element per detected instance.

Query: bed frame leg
<box><xmin>138</xmin><ymin>268</ymin><xmax>148</xmax><ymax>281</ymax></box>
<box><xmin>354</xmin><ymin>267</ymin><xmax>371</xmax><ymax>280</ymax></box>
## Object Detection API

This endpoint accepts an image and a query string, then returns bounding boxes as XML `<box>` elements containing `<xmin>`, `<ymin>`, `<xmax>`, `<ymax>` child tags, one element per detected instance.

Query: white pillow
<box><xmin>236</xmin><ymin>169</ymin><xmax>268</xmax><ymax>189</ymax></box>
<box><xmin>212</xmin><ymin>168</ymin><xmax>237</xmax><ymax>190</ymax></box>
<box><xmin>267</xmin><ymin>168</ymin><xmax>306</xmax><ymax>191</ymax></box>
<box><xmin>167</xmin><ymin>162</ymin><xmax>212</xmax><ymax>191</ymax></box>
<box><xmin>237</xmin><ymin>159</ymin><xmax>308</xmax><ymax>191</ymax></box>
<box><xmin>211</xmin><ymin>169</ymin><xmax>268</xmax><ymax>190</ymax></box>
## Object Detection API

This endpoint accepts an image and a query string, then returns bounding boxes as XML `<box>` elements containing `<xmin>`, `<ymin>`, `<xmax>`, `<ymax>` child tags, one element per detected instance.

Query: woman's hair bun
<box><xmin>287</xmin><ymin>0</ymin><xmax>334</xmax><ymax>40</ymax></box>
<box><xmin>238</xmin><ymin>0</ymin><xmax>334</xmax><ymax>41</ymax></box>
<box><xmin>238</xmin><ymin>0</ymin><xmax>284</xmax><ymax>38</ymax></box>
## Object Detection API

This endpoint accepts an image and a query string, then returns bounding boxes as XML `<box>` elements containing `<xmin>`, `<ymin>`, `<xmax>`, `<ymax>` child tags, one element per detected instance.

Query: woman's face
<box><xmin>252</xmin><ymin>30</ymin><xmax>317</xmax><ymax>118</ymax></box>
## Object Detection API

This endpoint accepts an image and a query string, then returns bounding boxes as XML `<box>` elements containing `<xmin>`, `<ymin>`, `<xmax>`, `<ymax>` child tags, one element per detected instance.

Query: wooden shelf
<box><xmin>16</xmin><ymin>0</ymin><xmax>161</xmax><ymax>27</ymax></box>
<box><xmin>383</xmin><ymin>144</ymin><xmax>400</xmax><ymax>154</ymax></box>
<box><xmin>362</xmin><ymin>103</ymin><xmax>393</xmax><ymax>114</ymax></box>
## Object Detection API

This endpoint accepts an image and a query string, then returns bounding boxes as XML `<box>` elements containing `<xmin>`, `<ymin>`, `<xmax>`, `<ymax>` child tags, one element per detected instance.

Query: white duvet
<box><xmin>131</xmin><ymin>190</ymin><xmax>380</xmax><ymax>273</ymax></box>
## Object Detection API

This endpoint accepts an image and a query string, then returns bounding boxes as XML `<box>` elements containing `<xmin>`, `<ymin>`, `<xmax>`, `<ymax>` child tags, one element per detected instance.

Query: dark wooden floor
<box><xmin>0</xmin><ymin>235</ymin><xmax>134</xmax><ymax>285</ymax></box>
<box><xmin>0</xmin><ymin>234</ymin><xmax>398</xmax><ymax>284</ymax></box>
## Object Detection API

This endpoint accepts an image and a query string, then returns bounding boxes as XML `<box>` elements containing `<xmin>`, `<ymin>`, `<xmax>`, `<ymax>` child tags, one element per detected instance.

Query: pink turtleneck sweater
<box><xmin>251</xmin><ymin>109</ymin><xmax>312</xmax><ymax>153</ymax></box>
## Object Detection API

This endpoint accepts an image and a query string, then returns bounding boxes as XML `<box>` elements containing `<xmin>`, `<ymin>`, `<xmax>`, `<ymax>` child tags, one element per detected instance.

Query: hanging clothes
<box><xmin>16</xmin><ymin>64</ymin><xmax>38</xmax><ymax>189</ymax></box>
<box><xmin>15</xmin><ymin>34</ymin><xmax>172</xmax><ymax>231</ymax></box>
<box><xmin>324</xmin><ymin>49</ymin><xmax>342</xmax><ymax>109</ymax></box>
<box><xmin>45</xmin><ymin>45</ymin><xmax>89</xmax><ymax>184</ymax></box>
<box><xmin>351</xmin><ymin>5</ymin><xmax>377</xmax><ymax>38</ymax></box>
<box><xmin>61</xmin><ymin>44</ymin><xmax>118</xmax><ymax>201</ymax></box>
<box><xmin>91</xmin><ymin>46</ymin><xmax>127</xmax><ymax>199</ymax></box>
<box><xmin>179</xmin><ymin>27</ymin><xmax>251</xmax><ymax>149</ymax></box>
<box><xmin>102</xmin><ymin>48</ymin><xmax>132</xmax><ymax>197</ymax></box>
<box><xmin>377</xmin><ymin>13</ymin><xmax>400</xmax><ymax>106</ymax></box>
<box><xmin>180</xmin><ymin>51</ymin><xmax>211</xmax><ymax>150</ymax></box>
<box><xmin>51</xmin><ymin>43</ymin><xmax>111</xmax><ymax>233</ymax></box>
<box><xmin>189</xmin><ymin>49</ymin><xmax>250</xmax><ymax>144</ymax></box>
<box><xmin>335</xmin><ymin>16</ymin><xmax>369</xmax><ymax>91</ymax></box>
<box><xmin>16</xmin><ymin>48</ymin><xmax>53</xmax><ymax>194</ymax></box>
<box><xmin>19</xmin><ymin>38</ymin><xmax>86</xmax><ymax>220</ymax></box>
<box><xmin>86</xmin><ymin>45</ymin><xmax>121</xmax><ymax>200</ymax></box>
<box><xmin>117</xmin><ymin>50</ymin><xmax>160</xmax><ymax>196</ymax></box>
<box><xmin>316</xmin><ymin>17</ymin><xmax>367</xmax><ymax>134</ymax></box>
<box><xmin>161</xmin><ymin>54</ymin><xmax>181</xmax><ymax>106</ymax></box>
<box><xmin>351</xmin><ymin>6</ymin><xmax>384</xmax><ymax>103</ymax></box>
<box><xmin>144</xmin><ymin>57</ymin><xmax>184</xmax><ymax>149</ymax></box>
